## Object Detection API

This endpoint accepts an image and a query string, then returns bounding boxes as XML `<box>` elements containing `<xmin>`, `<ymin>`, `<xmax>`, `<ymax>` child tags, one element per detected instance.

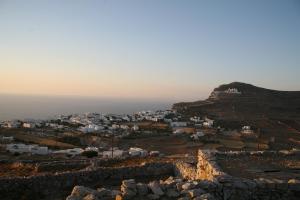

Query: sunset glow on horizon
<box><xmin>1</xmin><ymin>0</ymin><xmax>299</xmax><ymax>101</ymax></box>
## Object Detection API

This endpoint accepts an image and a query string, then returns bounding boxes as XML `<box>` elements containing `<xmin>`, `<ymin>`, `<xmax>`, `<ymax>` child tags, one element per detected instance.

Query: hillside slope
<box><xmin>173</xmin><ymin>82</ymin><xmax>300</xmax><ymax>120</ymax></box>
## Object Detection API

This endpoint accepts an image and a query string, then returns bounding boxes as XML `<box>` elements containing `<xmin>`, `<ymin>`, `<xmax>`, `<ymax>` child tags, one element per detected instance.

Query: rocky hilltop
<box><xmin>173</xmin><ymin>82</ymin><xmax>300</xmax><ymax>120</ymax></box>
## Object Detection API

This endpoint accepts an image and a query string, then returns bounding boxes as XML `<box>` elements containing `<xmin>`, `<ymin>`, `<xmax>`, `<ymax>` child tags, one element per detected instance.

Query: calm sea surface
<box><xmin>0</xmin><ymin>94</ymin><xmax>171</xmax><ymax>121</ymax></box>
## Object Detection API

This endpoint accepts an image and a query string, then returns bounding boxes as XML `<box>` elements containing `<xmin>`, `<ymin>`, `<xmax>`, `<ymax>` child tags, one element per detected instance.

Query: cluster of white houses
<box><xmin>210</xmin><ymin>88</ymin><xmax>242</xmax><ymax>99</ymax></box>
<box><xmin>5</xmin><ymin>142</ymin><xmax>160</xmax><ymax>159</ymax></box>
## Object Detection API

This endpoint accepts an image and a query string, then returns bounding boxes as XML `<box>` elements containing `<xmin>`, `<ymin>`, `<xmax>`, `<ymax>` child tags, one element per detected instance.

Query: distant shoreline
<box><xmin>0</xmin><ymin>94</ymin><xmax>171</xmax><ymax>121</ymax></box>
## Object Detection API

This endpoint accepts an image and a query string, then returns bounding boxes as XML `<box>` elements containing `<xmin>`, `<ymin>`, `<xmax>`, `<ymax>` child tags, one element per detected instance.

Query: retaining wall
<box><xmin>0</xmin><ymin>162</ymin><xmax>174</xmax><ymax>200</ymax></box>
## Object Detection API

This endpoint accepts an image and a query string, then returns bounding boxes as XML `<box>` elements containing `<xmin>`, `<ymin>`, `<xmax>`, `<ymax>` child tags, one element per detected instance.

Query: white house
<box><xmin>53</xmin><ymin>148</ymin><xmax>83</xmax><ymax>156</ymax></box>
<box><xmin>224</xmin><ymin>88</ymin><xmax>241</xmax><ymax>94</ymax></box>
<box><xmin>6</xmin><ymin>144</ymin><xmax>49</xmax><ymax>155</ymax></box>
<box><xmin>203</xmin><ymin>117</ymin><xmax>214</xmax><ymax>128</ymax></box>
<box><xmin>102</xmin><ymin>148</ymin><xmax>126</xmax><ymax>158</ymax></box>
<box><xmin>190</xmin><ymin>116</ymin><xmax>202</xmax><ymax>123</ymax></box>
<box><xmin>23</xmin><ymin>122</ymin><xmax>36</xmax><ymax>129</ymax></box>
<box><xmin>3</xmin><ymin>121</ymin><xmax>21</xmax><ymax>128</ymax></box>
<box><xmin>241</xmin><ymin>126</ymin><xmax>255</xmax><ymax>137</ymax></box>
<box><xmin>6</xmin><ymin>144</ymin><xmax>31</xmax><ymax>153</ymax></box>
<box><xmin>120</xmin><ymin>125</ymin><xmax>129</xmax><ymax>130</ymax></box>
<box><xmin>132</xmin><ymin>124</ymin><xmax>139</xmax><ymax>131</ymax></box>
<box><xmin>1</xmin><ymin>136</ymin><xmax>14</xmax><ymax>143</ymax></box>
<box><xmin>149</xmin><ymin>151</ymin><xmax>160</xmax><ymax>156</ymax></box>
<box><xmin>170</xmin><ymin>122</ymin><xmax>187</xmax><ymax>127</ymax></box>
<box><xmin>190</xmin><ymin>131</ymin><xmax>204</xmax><ymax>140</ymax></box>
<box><xmin>129</xmin><ymin>147</ymin><xmax>148</xmax><ymax>157</ymax></box>
<box><xmin>30</xmin><ymin>146</ymin><xmax>49</xmax><ymax>155</ymax></box>
<box><xmin>85</xmin><ymin>147</ymin><xmax>99</xmax><ymax>152</ymax></box>
<box><xmin>173</xmin><ymin>128</ymin><xmax>185</xmax><ymax>135</ymax></box>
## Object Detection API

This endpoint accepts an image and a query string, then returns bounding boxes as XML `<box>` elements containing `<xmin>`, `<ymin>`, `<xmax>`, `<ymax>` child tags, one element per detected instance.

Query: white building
<box><xmin>173</xmin><ymin>128</ymin><xmax>185</xmax><ymax>135</ymax></box>
<box><xmin>53</xmin><ymin>148</ymin><xmax>83</xmax><ymax>156</ymax></box>
<box><xmin>170</xmin><ymin>122</ymin><xmax>187</xmax><ymax>127</ymax></box>
<box><xmin>6</xmin><ymin>144</ymin><xmax>49</xmax><ymax>155</ymax></box>
<box><xmin>128</xmin><ymin>147</ymin><xmax>148</xmax><ymax>157</ymax></box>
<box><xmin>241</xmin><ymin>126</ymin><xmax>255</xmax><ymax>137</ymax></box>
<box><xmin>1</xmin><ymin>136</ymin><xmax>14</xmax><ymax>143</ymax></box>
<box><xmin>132</xmin><ymin>124</ymin><xmax>139</xmax><ymax>131</ymax></box>
<box><xmin>120</xmin><ymin>125</ymin><xmax>129</xmax><ymax>130</ymax></box>
<box><xmin>85</xmin><ymin>147</ymin><xmax>99</xmax><ymax>152</ymax></box>
<box><xmin>102</xmin><ymin>148</ymin><xmax>126</xmax><ymax>158</ymax></box>
<box><xmin>3</xmin><ymin>121</ymin><xmax>21</xmax><ymax>128</ymax></box>
<box><xmin>203</xmin><ymin>117</ymin><xmax>214</xmax><ymax>128</ymax></box>
<box><xmin>23</xmin><ymin>122</ymin><xmax>36</xmax><ymax>129</ymax></box>
<box><xmin>191</xmin><ymin>131</ymin><xmax>204</xmax><ymax>140</ymax></box>
<box><xmin>224</xmin><ymin>88</ymin><xmax>241</xmax><ymax>94</ymax></box>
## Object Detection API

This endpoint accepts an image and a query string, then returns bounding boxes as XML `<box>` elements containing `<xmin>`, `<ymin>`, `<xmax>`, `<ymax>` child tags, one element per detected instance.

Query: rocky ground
<box><xmin>66</xmin><ymin>176</ymin><xmax>217</xmax><ymax>200</ymax></box>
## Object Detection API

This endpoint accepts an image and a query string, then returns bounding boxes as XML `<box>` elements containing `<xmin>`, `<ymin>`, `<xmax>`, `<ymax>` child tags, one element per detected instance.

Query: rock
<box><xmin>164</xmin><ymin>176</ymin><xmax>174</xmax><ymax>184</ymax></box>
<box><xmin>121</xmin><ymin>179</ymin><xmax>137</xmax><ymax>198</ymax></box>
<box><xmin>176</xmin><ymin>182</ymin><xmax>185</xmax><ymax>191</ymax></box>
<box><xmin>174</xmin><ymin>178</ymin><xmax>183</xmax><ymax>183</ymax></box>
<box><xmin>198</xmin><ymin>180</ymin><xmax>216</xmax><ymax>190</ymax></box>
<box><xmin>71</xmin><ymin>186</ymin><xmax>95</xmax><ymax>198</ymax></box>
<box><xmin>136</xmin><ymin>183</ymin><xmax>148</xmax><ymax>196</ymax></box>
<box><xmin>148</xmin><ymin>181</ymin><xmax>164</xmax><ymax>196</ymax></box>
<box><xmin>97</xmin><ymin>188</ymin><xmax>111</xmax><ymax>197</ymax></box>
<box><xmin>197</xmin><ymin>193</ymin><xmax>216</xmax><ymax>200</ymax></box>
<box><xmin>122</xmin><ymin>189</ymin><xmax>136</xmax><ymax>199</ymax></box>
<box><xmin>188</xmin><ymin>188</ymin><xmax>205</xmax><ymax>198</ymax></box>
<box><xmin>166</xmin><ymin>188</ymin><xmax>180</xmax><ymax>198</ymax></box>
<box><xmin>288</xmin><ymin>179</ymin><xmax>300</xmax><ymax>184</ymax></box>
<box><xmin>111</xmin><ymin>190</ymin><xmax>121</xmax><ymax>197</ymax></box>
<box><xmin>147</xmin><ymin>194</ymin><xmax>160</xmax><ymax>200</ymax></box>
<box><xmin>164</xmin><ymin>176</ymin><xmax>177</xmax><ymax>188</ymax></box>
<box><xmin>182</xmin><ymin>182</ymin><xmax>196</xmax><ymax>190</ymax></box>
<box><xmin>66</xmin><ymin>195</ymin><xmax>81</xmax><ymax>200</ymax></box>
<box><xmin>177</xmin><ymin>197</ymin><xmax>190</xmax><ymax>200</ymax></box>
<box><xmin>83</xmin><ymin>194</ymin><xmax>98</xmax><ymax>200</ymax></box>
<box><xmin>122</xmin><ymin>179</ymin><xmax>137</xmax><ymax>189</ymax></box>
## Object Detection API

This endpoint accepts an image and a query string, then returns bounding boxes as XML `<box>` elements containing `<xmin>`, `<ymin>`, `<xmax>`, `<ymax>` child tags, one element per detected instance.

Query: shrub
<box><xmin>81</xmin><ymin>150</ymin><xmax>98</xmax><ymax>158</ymax></box>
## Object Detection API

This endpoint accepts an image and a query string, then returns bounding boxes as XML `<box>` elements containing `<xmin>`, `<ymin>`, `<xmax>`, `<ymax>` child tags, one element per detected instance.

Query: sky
<box><xmin>0</xmin><ymin>0</ymin><xmax>299</xmax><ymax>101</ymax></box>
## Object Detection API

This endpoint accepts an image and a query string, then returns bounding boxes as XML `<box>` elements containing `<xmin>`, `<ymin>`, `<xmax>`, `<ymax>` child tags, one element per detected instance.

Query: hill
<box><xmin>173</xmin><ymin>82</ymin><xmax>300</xmax><ymax>121</ymax></box>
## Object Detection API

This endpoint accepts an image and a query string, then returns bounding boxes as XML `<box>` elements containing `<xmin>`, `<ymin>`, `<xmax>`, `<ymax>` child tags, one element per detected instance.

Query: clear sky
<box><xmin>0</xmin><ymin>0</ymin><xmax>299</xmax><ymax>101</ymax></box>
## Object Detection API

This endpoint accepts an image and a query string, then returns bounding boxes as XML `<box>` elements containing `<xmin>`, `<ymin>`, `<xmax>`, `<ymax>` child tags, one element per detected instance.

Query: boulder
<box><xmin>97</xmin><ymin>188</ymin><xmax>111</xmax><ymax>197</ymax></box>
<box><xmin>83</xmin><ymin>194</ymin><xmax>98</xmax><ymax>200</ymax></box>
<box><xmin>176</xmin><ymin>182</ymin><xmax>185</xmax><ymax>191</ymax></box>
<box><xmin>198</xmin><ymin>193</ymin><xmax>216</xmax><ymax>200</ymax></box>
<box><xmin>122</xmin><ymin>179</ymin><xmax>137</xmax><ymax>189</ymax></box>
<box><xmin>177</xmin><ymin>197</ymin><xmax>190</xmax><ymax>200</ymax></box>
<box><xmin>188</xmin><ymin>188</ymin><xmax>205</xmax><ymax>198</ymax></box>
<box><xmin>148</xmin><ymin>181</ymin><xmax>164</xmax><ymax>196</ymax></box>
<box><xmin>147</xmin><ymin>194</ymin><xmax>160</xmax><ymax>200</ymax></box>
<box><xmin>166</xmin><ymin>188</ymin><xmax>180</xmax><ymax>198</ymax></box>
<box><xmin>136</xmin><ymin>183</ymin><xmax>148</xmax><ymax>196</ymax></box>
<box><xmin>182</xmin><ymin>182</ymin><xmax>196</xmax><ymax>190</ymax></box>
<box><xmin>66</xmin><ymin>195</ymin><xmax>81</xmax><ymax>200</ymax></box>
<box><xmin>71</xmin><ymin>186</ymin><xmax>95</xmax><ymax>198</ymax></box>
<box><xmin>111</xmin><ymin>190</ymin><xmax>121</xmax><ymax>197</ymax></box>
<box><xmin>288</xmin><ymin>179</ymin><xmax>300</xmax><ymax>184</ymax></box>
<box><xmin>121</xmin><ymin>179</ymin><xmax>137</xmax><ymax>198</ymax></box>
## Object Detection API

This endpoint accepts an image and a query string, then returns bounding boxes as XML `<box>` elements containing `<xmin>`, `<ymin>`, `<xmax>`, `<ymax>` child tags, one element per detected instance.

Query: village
<box><xmin>0</xmin><ymin>104</ymin><xmax>263</xmax><ymax>167</ymax></box>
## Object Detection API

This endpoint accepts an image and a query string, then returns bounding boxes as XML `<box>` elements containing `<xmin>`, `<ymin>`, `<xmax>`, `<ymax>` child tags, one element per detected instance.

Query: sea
<box><xmin>0</xmin><ymin>94</ymin><xmax>172</xmax><ymax>121</ymax></box>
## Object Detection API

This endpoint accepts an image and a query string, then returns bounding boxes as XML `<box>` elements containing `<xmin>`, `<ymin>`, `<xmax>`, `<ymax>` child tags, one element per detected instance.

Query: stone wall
<box><xmin>0</xmin><ymin>162</ymin><xmax>174</xmax><ymax>200</ymax></box>
<box><xmin>197</xmin><ymin>150</ymin><xmax>226</xmax><ymax>181</ymax></box>
<box><xmin>194</xmin><ymin>150</ymin><xmax>300</xmax><ymax>200</ymax></box>
<box><xmin>173</xmin><ymin>161</ymin><xmax>197</xmax><ymax>180</ymax></box>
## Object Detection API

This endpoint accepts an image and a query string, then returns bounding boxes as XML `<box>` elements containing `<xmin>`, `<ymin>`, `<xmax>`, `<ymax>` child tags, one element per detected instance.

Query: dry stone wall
<box><xmin>0</xmin><ymin>162</ymin><xmax>174</xmax><ymax>200</ymax></box>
